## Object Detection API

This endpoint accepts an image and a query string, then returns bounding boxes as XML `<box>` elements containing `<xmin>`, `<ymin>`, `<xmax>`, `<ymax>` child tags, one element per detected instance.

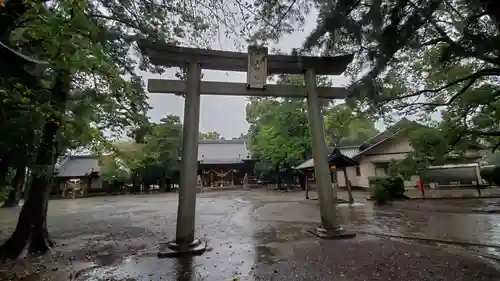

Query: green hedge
<box><xmin>103</xmin><ymin>180</ymin><xmax>125</xmax><ymax>193</ymax></box>
<box><xmin>370</xmin><ymin>184</ymin><xmax>388</xmax><ymax>205</ymax></box>
<box><xmin>480</xmin><ymin>165</ymin><xmax>500</xmax><ymax>187</ymax></box>
<box><xmin>369</xmin><ymin>176</ymin><xmax>407</xmax><ymax>205</ymax></box>
<box><xmin>0</xmin><ymin>186</ymin><xmax>10</xmax><ymax>202</ymax></box>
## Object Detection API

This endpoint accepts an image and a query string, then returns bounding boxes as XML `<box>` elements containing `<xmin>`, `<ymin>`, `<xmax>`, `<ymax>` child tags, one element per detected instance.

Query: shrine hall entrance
<box><xmin>197</xmin><ymin>139</ymin><xmax>256</xmax><ymax>187</ymax></box>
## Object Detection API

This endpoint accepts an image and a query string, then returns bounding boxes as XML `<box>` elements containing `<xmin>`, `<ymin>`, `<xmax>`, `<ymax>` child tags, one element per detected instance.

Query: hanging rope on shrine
<box><xmin>213</xmin><ymin>169</ymin><xmax>233</xmax><ymax>178</ymax></box>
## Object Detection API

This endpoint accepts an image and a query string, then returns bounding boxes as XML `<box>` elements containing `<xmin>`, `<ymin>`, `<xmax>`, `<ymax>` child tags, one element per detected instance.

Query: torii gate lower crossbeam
<box><xmin>139</xmin><ymin>40</ymin><xmax>356</xmax><ymax>258</ymax></box>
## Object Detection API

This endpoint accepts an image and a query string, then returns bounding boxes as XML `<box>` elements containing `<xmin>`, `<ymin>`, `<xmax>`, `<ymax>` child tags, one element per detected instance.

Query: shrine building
<box><xmin>197</xmin><ymin>139</ymin><xmax>256</xmax><ymax>187</ymax></box>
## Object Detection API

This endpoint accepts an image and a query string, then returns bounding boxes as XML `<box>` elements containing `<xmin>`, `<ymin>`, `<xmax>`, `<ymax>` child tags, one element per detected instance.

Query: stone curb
<box><xmin>366</xmin><ymin>195</ymin><xmax>500</xmax><ymax>202</ymax></box>
<box><xmin>381</xmin><ymin>206</ymin><xmax>500</xmax><ymax>214</ymax></box>
<box><xmin>357</xmin><ymin>231</ymin><xmax>500</xmax><ymax>249</ymax></box>
<box><xmin>360</xmin><ymin>231</ymin><xmax>500</xmax><ymax>263</ymax></box>
<box><xmin>405</xmin><ymin>195</ymin><xmax>500</xmax><ymax>201</ymax></box>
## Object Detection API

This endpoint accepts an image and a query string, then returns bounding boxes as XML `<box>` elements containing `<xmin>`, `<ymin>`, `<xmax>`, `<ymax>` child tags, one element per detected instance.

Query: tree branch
<box><xmin>492</xmin><ymin>141</ymin><xmax>500</xmax><ymax>152</ymax></box>
<box><xmin>418</xmin><ymin>37</ymin><xmax>446</xmax><ymax>47</ymax></box>
<box><xmin>354</xmin><ymin>0</ymin><xmax>442</xmax><ymax>92</ymax></box>
<box><xmin>427</xmin><ymin>16</ymin><xmax>500</xmax><ymax>66</ymax></box>
<box><xmin>408</xmin><ymin>76</ymin><xmax>479</xmax><ymax>107</ymax></box>
<box><xmin>90</xmin><ymin>13</ymin><xmax>141</xmax><ymax>32</ymax></box>
<box><xmin>302</xmin><ymin>0</ymin><xmax>362</xmax><ymax>52</ymax></box>
<box><xmin>384</xmin><ymin>68</ymin><xmax>500</xmax><ymax>102</ymax></box>
<box><xmin>467</xmin><ymin>130</ymin><xmax>500</xmax><ymax>137</ymax></box>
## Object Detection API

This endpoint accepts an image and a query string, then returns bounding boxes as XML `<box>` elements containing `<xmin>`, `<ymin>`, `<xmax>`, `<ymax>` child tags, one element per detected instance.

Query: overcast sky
<box><xmin>138</xmin><ymin>11</ymin><xmax>352</xmax><ymax>139</ymax></box>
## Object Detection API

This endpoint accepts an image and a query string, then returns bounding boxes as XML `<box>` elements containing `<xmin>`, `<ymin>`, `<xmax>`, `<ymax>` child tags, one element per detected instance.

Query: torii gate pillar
<box><xmin>304</xmin><ymin>68</ymin><xmax>337</xmax><ymax>230</ymax></box>
<box><xmin>175</xmin><ymin>62</ymin><xmax>202</xmax><ymax>245</ymax></box>
<box><xmin>139</xmin><ymin>40</ymin><xmax>356</xmax><ymax>257</ymax></box>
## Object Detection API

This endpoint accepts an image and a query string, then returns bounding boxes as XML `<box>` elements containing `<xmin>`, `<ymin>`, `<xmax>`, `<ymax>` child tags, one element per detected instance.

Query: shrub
<box><xmin>480</xmin><ymin>165</ymin><xmax>500</xmax><ymax>187</ymax></box>
<box><xmin>370</xmin><ymin>184</ymin><xmax>388</xmax><ymax>205</ymax></box>
<box><xmin>103</xmin><ymin>180</ymin><xmax>125</xmax><ymax>193</ymax></box>
<box><xmin>386</xmin><ymin>177</ymin><xmax>406</xmax><ymax>198</ymax></box>
<box><xmin>369</xmin><ymin>176</ymin><xmax>407</xmax><ymax>204</ymax></box>
<box><xmin>0</xmin><ymin>185</ymin><xmax>10</xmax><ymax>202</ymax></box>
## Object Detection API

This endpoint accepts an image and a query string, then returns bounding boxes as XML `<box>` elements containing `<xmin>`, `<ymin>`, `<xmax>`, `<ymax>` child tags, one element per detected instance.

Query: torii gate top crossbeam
<box><xmin>138</xmin><ymin>39</ymin><xmax>353</xmax><ymax>75</ymax></box>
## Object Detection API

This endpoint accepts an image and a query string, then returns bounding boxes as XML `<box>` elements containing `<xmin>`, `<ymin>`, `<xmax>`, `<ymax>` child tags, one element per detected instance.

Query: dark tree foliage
<box><xmin>0</xmin><ymin>0</ymin><xmax>239</xmax><ymax>258</ymax></box>
<box><xmin>248</xmin><ymin>0</ymin><xmax>500</xmax><ymax>151</ymax></box>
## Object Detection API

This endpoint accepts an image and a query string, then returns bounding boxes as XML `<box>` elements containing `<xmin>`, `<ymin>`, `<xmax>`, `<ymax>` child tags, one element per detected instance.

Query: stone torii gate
<box><xmin>138</xmin><ymin>40</ymin><xmax>356</xmax><ymax>257</ymax></box>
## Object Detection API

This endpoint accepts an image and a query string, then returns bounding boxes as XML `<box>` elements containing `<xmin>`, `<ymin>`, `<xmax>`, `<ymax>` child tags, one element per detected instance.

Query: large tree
<box><xmin>142</xmin><ymin>115</ymin><xmax>183</xmax><ymax>191</ymax></box>
<box><xmin>247</xmin><ymin>0</ymin><xmax>500</xmax><ymax>152</ymax></box>
<box><xmin>0</xmin><ymin>0</ymin><xmax>148</xmax><ymax>258</ymax></box>
<box><xmin>113</xmin><ymin>140</ymin><xmax>147</xmax><ymax>193</ymax></box>
<box><xmin>247</xmin><ymin>75</ymin><xmax>378</xmax><ymax>186</ymax></box>
<box><xmin>199</xmin><ymin>131</ymin><xmax>222</xmax><ymax>140</ymax></box>
<box><xmin>108</xmin><ymin>115</ymin><xmax>183</xmax><ymax>193</ymax></box>
<box><xmin>0</xmin><ymin>0</ymin><xmax>242</xmax><ymax>257</ymax></box>
<box><xmin>99</xmin><ymin>154</ymin><xmax>129</xmax><ymax>192</ymax></box>
<box><xmin>324</xmin><ymin>104</ymin><xmax>379</xmax><ymax>146</ymax></box>
<box><xmin>0</xmin><ymin>0</ymin><xmax>50</xmax><ymax>206</ymax></box>
<box><xmin>248</xmin><ymin>97</ymin><xmax>311</xmax><ymax>186</ymax></box>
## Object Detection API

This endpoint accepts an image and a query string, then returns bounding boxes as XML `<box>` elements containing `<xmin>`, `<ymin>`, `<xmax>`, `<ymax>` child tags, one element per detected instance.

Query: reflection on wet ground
<box><xmin>371</xmin><ymin>200</ymin><xmax>500</xmax><ymax>247</ymax></box>
<box><xmin>390</xmin><ymin>197</ymin><xmax>500</xmax><ymax>213</ymax></box>
<box><xmin>1</xmin><ymin>190</ymin><xmax>500</xmax><ymax>280</ymax></box>
<box><xmin>251</xmin><ymin>198</ymin><xmax>500</xmax><ymax>247</ymax></box>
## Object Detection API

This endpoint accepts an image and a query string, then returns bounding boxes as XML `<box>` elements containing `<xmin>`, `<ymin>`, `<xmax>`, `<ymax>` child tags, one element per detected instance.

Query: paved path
<box><xmin>0</xmin><ymin>190</ymin><xmax>500</xmax><ymax>280</ymax></box>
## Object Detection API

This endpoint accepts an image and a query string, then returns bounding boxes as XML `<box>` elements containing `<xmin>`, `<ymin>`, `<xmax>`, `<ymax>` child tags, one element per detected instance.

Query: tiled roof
<box><xmin>294</xmin><ymin>146</ymin><xmax>359</xmax><ymax>169</ymax></box>
<box><xmin>294</xmin><ymin>119</ymin><xmax>425</xmax><ymax>170</ymax></box>
<box><xmin>55</xmin><ymin>155</ymin><xmax>100</xmax><ymax>178</ymax></box>
<box><xmin>293</xmin><ymin>159</ymin><xmax>314</xmax><ymax>170</ymax></box>
<box><xmin>339</xmin><ymin>146</ymin><xmax>360</xmax><ymax>158</ymax></box>
<box><xmin>198</xmin><ymin>139</ymin><xmax>251</xmax><ymax>164</ymax></box>
<box><xmin>358</xmin><ymin>118</ymin><xmax>417</xmax><ymax>151</ymax></box>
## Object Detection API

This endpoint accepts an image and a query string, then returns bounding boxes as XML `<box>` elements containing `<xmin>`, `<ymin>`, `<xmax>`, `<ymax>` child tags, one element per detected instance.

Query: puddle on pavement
<box><xmin>485</xmin><ymin>247</ymin><xmax>500</xmax><ymax>257</ymax></box>
<box><xmin>70</xmin><ymin>262</ymin><xmax>106</xmax><ymax>281</ymax></box>
<box><xmin>255</xmin><ymin>244</ymin><xmax>280</xmax><ymax>264</ymax></box>
<box><xmin>69</xmin><ymin>222</ymin><xmax>297</xmax><ymax>280</ymax></box>
<box><xmin>70</xmin><ymin>238</ymin><xmax>259</xmax><ymax>280</ymax></box>
<box><xmin>253</xmin><ymin>223</ymin><xmax>314</xmax><ymax>244</ymax></box>
<box><xmin>337</xmin><ymin>202</ymin><xmax>365</xmax><ymax>207</ymax></box>
<box><xmin>72</xmin><ymin>254</ymin><xmax>255</xmax><ymax>280</ymax></box>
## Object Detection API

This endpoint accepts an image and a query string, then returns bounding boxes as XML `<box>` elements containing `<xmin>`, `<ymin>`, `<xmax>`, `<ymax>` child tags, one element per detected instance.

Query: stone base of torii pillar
<box><xmin>157</xmin><ymin>239</ymin><xmax>208</xmax><ymax>258</ymax></box>
<box><xmin>308</xmin><ymin>227</ymin><xmax>357</xmax><ymax>240</ymax></box>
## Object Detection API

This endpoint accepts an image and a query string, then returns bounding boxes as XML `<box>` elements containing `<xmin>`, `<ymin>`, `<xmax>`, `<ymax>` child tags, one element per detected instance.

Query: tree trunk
<box><xmin>130</xmin><ymin>172</ymin><xmax>141</xmax><ymax>193</ymax></box>
<box><xmin>0</xmin><ymin>158</ymin><xmax>10</xmax><ymax>187</ymax></box>
<box><xmin>299</xmin><ymin>173</ymin><xmax>306</xmax><ymax>190</ymax></box>
<box><xmin>85</xmin><ymin>177</ymin><xmax>91</xmax><ymax>196</ymax></box>
<box><xmin>130</xmin><ymin>174</ymin><xmax>136</xmax><ymax>193</ymax></box>
<box><xmin>0</xmin><ymin>71</ymin><xmax>69</xmax><ymax>259</ymax></box>
<box><xmin>24</xmin><ymin>168</ymin><xmax>32</xmax><ymax>201</ymax></box>
<box><xmin>275</xmin><ymin>165</ymin><xmax>282</xmax><ymax>190</ymax></box>
<box><xmin>2</xmin><ymin>164</ymin><xmax>26</xmax><ymax>208</ymax></box>
<box><xmin>158</xmin><ymin>176</ymin><xmax>166</xmax><ymax>192</ymax></box>
<box><xmin>0</xmin><ymin>122</ymin><xmax>58</xmax><ymax>258</ymax></box>
<box><xmin>305</xmin><ymin>173</ymin><xmax>310</xmax><ymax>200</ymax></box>
<box><xmin>165</xmin><ymin>177</ymin><xmax>172</xmax><ymax>192</ymax></box>
<box><xmin>143</xmin><ymin>181</ymin><xmax>150</xmax><ymax>193</ymax></box>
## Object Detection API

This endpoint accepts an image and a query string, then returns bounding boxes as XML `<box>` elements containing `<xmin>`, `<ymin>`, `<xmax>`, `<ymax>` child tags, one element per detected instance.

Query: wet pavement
<box><xmin>389</xmin><ymin>197</ymin><xmax>500</xmax><ymax>213</ymax></box>
<box><xmin>403</xmin><ymin>187</ymin><xmax>500</xmax><ymax>199</ymax></box>
<box><xmin>1</xmin><ymin>190</ymin><xmax>500</xmax><ymax>280</ymax></box>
